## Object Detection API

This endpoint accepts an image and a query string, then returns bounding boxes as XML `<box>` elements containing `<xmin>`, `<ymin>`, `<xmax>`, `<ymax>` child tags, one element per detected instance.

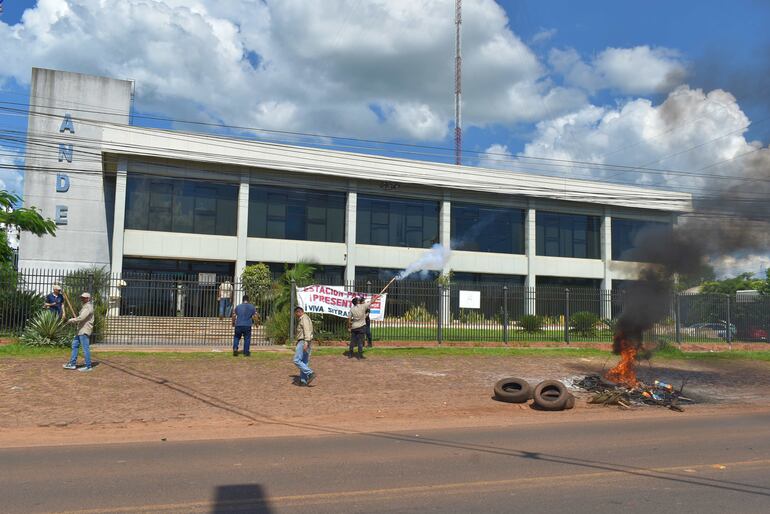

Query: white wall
<box><xmin>18</xmin><ymin>68</ymin><xmax>132</xmax><ymax>270</ymax></box>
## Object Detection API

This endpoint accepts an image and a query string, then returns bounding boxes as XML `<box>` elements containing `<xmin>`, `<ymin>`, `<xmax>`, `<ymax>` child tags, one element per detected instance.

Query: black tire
<box><xmin>493</xmin><ymin>377</ymin><xmax>532</xmax><ymax>403</ymax></box>
<box><xmin>533</xmin><ymin>380</ymin><xmax>570</xmax><ymax>411</ymax></box>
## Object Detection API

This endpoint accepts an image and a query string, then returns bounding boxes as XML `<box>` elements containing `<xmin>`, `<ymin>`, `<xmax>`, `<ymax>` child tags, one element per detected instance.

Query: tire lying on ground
<box><xmin>493</xmin><ymin>377</ymin><xmax>532</xmax><ymax>403</ymax></box>
<box><xmin>564</xmin><ymin>394</ymin><xmax>576</xmax><ymax>410</ymax></box>
<box><xmin>533</xmin><ymin>380</ymin><xmax>571</xmax><ymax>411</ymax></box>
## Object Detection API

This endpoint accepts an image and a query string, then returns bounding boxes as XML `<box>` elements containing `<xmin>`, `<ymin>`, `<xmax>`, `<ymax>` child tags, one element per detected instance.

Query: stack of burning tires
<box><xmin>493</xmin><ymin>377</ymin><xmax>575</xmax><ymax>411</ymax></box>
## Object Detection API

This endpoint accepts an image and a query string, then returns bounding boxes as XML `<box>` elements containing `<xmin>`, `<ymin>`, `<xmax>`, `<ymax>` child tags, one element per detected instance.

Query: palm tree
<box><xmin>274</xmin><ymin>261</ymin><xmax>316</xmax><ymax>311</ymax></box>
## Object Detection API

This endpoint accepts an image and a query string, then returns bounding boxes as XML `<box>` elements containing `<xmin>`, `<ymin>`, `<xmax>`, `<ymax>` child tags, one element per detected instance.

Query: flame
<box><xmin>606</xmin><ymin>334</ymin><xmax>638</xmax><ymax>387</ymax></box>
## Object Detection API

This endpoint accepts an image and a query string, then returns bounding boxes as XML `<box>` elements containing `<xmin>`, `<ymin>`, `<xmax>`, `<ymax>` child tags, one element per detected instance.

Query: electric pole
<box><xmin>454</xmin><ymin>0</ymin><xmax>462</xmax><ymax>166</ymax></box>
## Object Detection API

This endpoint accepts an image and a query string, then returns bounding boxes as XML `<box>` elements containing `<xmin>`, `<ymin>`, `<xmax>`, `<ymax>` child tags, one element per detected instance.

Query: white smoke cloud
<box><xmin>397</xmin><ymin>244</ymin><xmax>451</xmax><ymax>280</ymax></box>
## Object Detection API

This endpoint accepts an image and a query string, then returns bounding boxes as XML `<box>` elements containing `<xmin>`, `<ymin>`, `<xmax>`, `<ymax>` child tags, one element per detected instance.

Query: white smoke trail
<box><xmin>397</xmin><ymin>244</ymin><xmax>451</xmax><ymax>280</ymax></box>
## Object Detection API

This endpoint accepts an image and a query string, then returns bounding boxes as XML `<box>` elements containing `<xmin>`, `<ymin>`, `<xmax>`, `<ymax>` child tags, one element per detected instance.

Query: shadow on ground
<box><xmin>211</xmin><ymin>484</ymin><xmax>272</xmax><ymax>513</ymax></box>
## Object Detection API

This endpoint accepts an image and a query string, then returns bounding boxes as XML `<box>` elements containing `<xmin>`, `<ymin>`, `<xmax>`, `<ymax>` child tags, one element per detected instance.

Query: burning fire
<box><xmin>606</xmin><ymin>333</ymin><xmax>639</xmax><ymax>387</ymax></box>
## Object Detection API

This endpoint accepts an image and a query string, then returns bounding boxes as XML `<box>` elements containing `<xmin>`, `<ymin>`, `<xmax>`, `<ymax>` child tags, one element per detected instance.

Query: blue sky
<box><xmin>1</xmin><ymin>0</ymin><xmax>770</xmax><ymax>275</ymax></box>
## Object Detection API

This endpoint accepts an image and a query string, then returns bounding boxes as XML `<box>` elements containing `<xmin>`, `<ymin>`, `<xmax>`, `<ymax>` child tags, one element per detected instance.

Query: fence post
<box><xmin>503</xmin><ymin>285</ymin><xmax>509</xmax><ymax>344</ymax></box>
<box><xmin>289</xmin><ymin>279</ymin><xmax>296</xmax><ymax>345</ymax></box>
<box><xmin>675</xmin><ymin>293</ymin><xmax>681</xmax><ymax>347</ymax></box>
<box><xmin>726</xmin><ymin>294</ymin><xmax>733</xmax><ymax>350</ymax></box>
<box><xmin>562</xmin><ymin>288</ymin><xmax>570</xmax><ymax>344</ymax></box>
<box><xmin>437</xmin><ymin>284</ymin><xmax>443</xmax><ymax>346</ymax></box>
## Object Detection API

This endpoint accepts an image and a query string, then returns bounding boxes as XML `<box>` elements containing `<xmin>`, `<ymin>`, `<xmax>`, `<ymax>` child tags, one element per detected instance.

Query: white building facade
<box><xmin>19</xmin><ymin>68</ymin><xmax>692</xmax><ymax>294</ymax></box>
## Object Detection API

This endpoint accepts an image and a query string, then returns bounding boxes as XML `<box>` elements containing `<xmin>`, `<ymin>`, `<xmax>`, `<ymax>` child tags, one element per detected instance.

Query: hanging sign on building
<box><xmin>296</xmin><ymin>285</ymin><xmax>387</xmax><ymax>320</ymax></box>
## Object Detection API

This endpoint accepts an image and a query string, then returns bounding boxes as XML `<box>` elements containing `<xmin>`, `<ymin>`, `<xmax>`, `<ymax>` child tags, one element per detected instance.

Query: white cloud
<box><xmin>478</xmin><ymin>143</ymin><xmax>513</xmax><ymax>169</ymax></box>
<box><xmin>550</xmin><ymin>45</ymin><xmax>688</xmax><ymax>95</ymax></box>
<box><xmin>531</xmin><ymin>28</ymin><xmax>557</xmax><ymax>45</ymax></box>
<box><xmin>517</xmin><ymin>85</ymin><xmax>755</xmax><ymax>188</ymax></box>
<box><xmin>0</xmin><ymin>0</ymin><xmax>586</xmax><ymax>140</ymax></box>
<box><xmin>710</xmin><ymin>254</ymin><xmax>770</xmax><ymax>279</ymax></box>
<box><xmin>0</xmin><ymin>147</ymin><xmax>24</xmax><ymax>197</ymax></box>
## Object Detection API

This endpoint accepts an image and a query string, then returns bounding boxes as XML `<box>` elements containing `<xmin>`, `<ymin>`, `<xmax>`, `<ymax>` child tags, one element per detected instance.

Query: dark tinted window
<box><xmin>536</xmin><ymin>211</ymin><xmax>600</xmax><ymax>259</ymax></box>
<box><xmin>612</xmin><ymin>218</ymin><xmax>671</xmax><ymax>261</ymax></box>
<box><xmin>249</xmin><ymin>262</ymin><xmax>346</xmax><ymax>284</ymax></box>
<box><xmin>248</xmin><ymin>185</ymin><xmax>346</xmax><ymax>242</ymax></box>
<box><xmin>357</xmin><ymin>195</ymin><xmax>439</xmax><ymax>248</ymax></box>
<box><xmin>451</xmin><ymin>203</ymin><xmax>524</xmax><ymax>254</ymax></box>
<box><xmin>125</xmin><ymin>176</ymin><xmax>237</xmax><ymax>236</ymax></box>
<box><xmin>452</xmin><ymin>272</ymin><xmax>525</xmax><ymax>285</ymax></box>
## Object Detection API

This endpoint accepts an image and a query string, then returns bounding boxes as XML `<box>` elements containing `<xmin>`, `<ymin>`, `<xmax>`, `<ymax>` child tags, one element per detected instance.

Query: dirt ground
<box><xmin>3</xmin><ymin>351</ymin><xmax>770</xmax><ymax>448</ymax></box>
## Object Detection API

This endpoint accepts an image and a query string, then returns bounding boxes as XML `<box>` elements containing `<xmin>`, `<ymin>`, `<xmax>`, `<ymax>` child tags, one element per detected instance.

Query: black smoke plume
<box><xmin>614</xmin><ymin>146</ymin><xmax>770</xmax><ymax>353</ymax></box>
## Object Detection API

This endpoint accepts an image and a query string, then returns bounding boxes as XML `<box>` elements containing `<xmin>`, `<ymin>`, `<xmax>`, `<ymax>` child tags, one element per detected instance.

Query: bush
<box><xmin>403</xmin><ymin>304</ymin><xmax>436</xmax><ymax>323</ymax></box>
<box><xmin>519</xmin><ymin>314</ymin><xmax>544</xmax><ymax>333</ymax></box>
<box><xmin>241</xmin><ymin>263</ymin><xmax>273</xmax><ymax>302</ymax></box>
<box><xmin>456</xmin><ymin>309</ymin><xmax>485</xmax><ymax>324</ymax></box>
<box><xmin>570</xmin><ymin>311</ymin><xmax>600</xmax><ymax>336</ymax></box>
<box><xmin>21</xmin><ymin>310</ymin><xmax>74</xmax><ymax>347</ymax></box>
<box><xmin>0</xmin><ymin>286</ymin><xmax>44</xmax><ymax>335</ymax></box>
<box><xmin>265</xmin><ymin>308</ymin><xmax>291</xmax><ymax>345</ymax></box>
<box><xmin>601</xmin><ymin>318</ymin><xmax>617</xmax><ymax>332</ymax></box>
<box><xmin>312</xmin><ymin>314</ymin><xmax>349</xmax><ymax>342</ymax></box>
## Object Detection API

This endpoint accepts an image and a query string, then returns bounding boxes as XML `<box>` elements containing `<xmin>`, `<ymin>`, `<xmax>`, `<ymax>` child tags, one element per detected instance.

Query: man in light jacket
<box><xmin>63</xmin><ymin>292</ymin><xmax>95</xmax><ymax>372</ymax></box>
<box><xmin>293</xmin><ymin>306</ymin><xmax>315</xmax><ymax>386</ymax></box>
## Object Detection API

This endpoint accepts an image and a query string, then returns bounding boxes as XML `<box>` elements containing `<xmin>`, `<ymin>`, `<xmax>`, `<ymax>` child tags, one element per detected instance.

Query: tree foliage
<box><xmin>0</xmin><ymin>190</ymin><xmax>57</xmax><ymax>268</ymax></box>
<box><xmin>241</xmin><ymin>263</ymin><xmax>272</xmax><ymax>301</ymax></box>
<box><xmin>700</xmin><ymin>270</ymin><xmax>770</xmax><ymax>295</ymax></box>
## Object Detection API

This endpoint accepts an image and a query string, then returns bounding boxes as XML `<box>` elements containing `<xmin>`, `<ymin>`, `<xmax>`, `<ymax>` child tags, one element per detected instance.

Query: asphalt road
<box><xmin>2</xmin><ymin>411</ymin><xmax>770</xmax><ymax>514</ymax></box>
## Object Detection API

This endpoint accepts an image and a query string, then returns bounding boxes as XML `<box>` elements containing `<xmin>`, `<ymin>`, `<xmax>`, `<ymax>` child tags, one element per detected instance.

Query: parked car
<box><xmin>738</xmin><ymin>326</ymin><xmax>769</xmax><ymax>342</ymax></box>
<box><xmin>686</xmin><ymin>321</ymin><xmax>737</xmax><ymax>340</ymax></box>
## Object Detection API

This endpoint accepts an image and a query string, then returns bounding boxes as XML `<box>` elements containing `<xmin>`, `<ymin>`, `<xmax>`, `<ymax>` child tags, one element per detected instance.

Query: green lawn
<box><xmin>2</xmin><ymin>342</ymin><xmax>770</xmax><ymax>361</ymax></box>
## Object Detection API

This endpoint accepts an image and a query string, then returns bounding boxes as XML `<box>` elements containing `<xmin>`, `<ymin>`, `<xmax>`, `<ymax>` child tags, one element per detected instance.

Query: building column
<box><xmin>439</xmin><ymin>191</ymin><xmax>451</xmax><ymax>270</ymax></box>
<box><xmin>344</xmin><ymin>184</ymin><xmax>357</xmax><ymax>285</ymax></box>
<box><xmin>108</xmin><ymin>158</ymin><xmax>127</xmax><ymax>316</ymax></box>
<box><xmin>525</xmin><ymin>201</ymin><xmax>537</xmax><ymax>314</ymax></box>
<box><xmin>600</xmin><ymin>208</ymin><xmax>612</xmax><ymax>319</ymax></box>
<box><xmin>235</xmin><ymin>172</ymin><xmax>250</xmax><ymax>283</ymax></box>
<box><xmin>439</xmin><ymin>192</ymin><xmax>451</xmax><ymax>323</ymax></box>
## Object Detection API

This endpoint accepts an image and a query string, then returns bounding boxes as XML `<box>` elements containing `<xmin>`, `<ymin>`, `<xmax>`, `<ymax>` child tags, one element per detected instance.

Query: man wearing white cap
<box><xmin>63</xmin><ymin>292</ymin><xmax>95</xmax><ymax>372</ymax></box>
<box><xmin>44</xmin><ymin>285</ymin><xmax>64</xmax><ymax>318</ymax></box>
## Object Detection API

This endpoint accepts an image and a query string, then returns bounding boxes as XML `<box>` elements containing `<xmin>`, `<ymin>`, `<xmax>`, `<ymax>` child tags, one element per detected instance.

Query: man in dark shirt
<box><xmin>44</xmin><ymin>285</ymin><xmax>64</xmax><ymax>318</ymax></box>
<box><xmin>231</xmin><ymin>295</ymin><xmax>259</xmax><ymax>356</ymax></box>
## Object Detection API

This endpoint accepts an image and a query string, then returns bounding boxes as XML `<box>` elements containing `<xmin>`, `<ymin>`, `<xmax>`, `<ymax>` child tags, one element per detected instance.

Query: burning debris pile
<box><xmin>573</xmin><ymin>374</ymin><xmax>694</xmax><ymax>412</ymax></box>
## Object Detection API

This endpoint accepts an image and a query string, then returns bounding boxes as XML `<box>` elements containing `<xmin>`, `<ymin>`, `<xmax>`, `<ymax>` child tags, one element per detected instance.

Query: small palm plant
<box><xmin>21</xmin><ymin>310</ymin><xmax>73</xmax><ymax>347</ymax></box>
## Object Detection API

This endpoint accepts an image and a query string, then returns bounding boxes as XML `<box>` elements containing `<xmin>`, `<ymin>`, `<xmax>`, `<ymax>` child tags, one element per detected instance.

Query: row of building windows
<box><xmin>124</xmin><ymin>176</ymin><xmax>669</xmax><ymax>261</ymax></box>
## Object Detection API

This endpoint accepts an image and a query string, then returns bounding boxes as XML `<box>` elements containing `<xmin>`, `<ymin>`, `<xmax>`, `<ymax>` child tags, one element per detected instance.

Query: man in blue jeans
<box><xmin>293</xmin><ymin>306</ymin><xmax>315</xmax><ymax>386</ymax></box>
<box><xmin>63</xmin><ymin>292</ymin><xmax>95</xmax><ymax>372</ymax></box>
<box><xmin>231</xmin><ymin>295</ymin><xmax>258</xmax><ymax>356</ymax></box>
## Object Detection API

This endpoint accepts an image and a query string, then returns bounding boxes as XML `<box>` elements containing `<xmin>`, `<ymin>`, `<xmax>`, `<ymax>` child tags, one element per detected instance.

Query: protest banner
<box><xmin>296</xmin><ymin>285</ymin><xmax>387</xmax><ymax>320</ymax></box>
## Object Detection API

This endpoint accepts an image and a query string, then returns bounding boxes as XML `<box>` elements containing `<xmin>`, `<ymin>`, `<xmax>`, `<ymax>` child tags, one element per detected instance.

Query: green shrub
<box><xmin>570</xmin><ymin>311</ymin><xmax>600</xmax><ymax>336</ymax></box>
<box><xmin>312</xmin><ymin>314</ymin><xmax>349</xmax><ymax>341</ymax></box>
<box><xmin>601</xmin><ymin>318</ymin><xmax>617</xmax><ymax>332</ymax></box>
<box><xmin>456</xmin><ymin>309</ymin><xmax>485</xmax><ymax>324</ymax></box>
<box><xmin>403</xmin><ymin>304</ymin><xmax>436</xmax><ymax>323</ymax></box>
<box><xmin>519</xmin><ymin>314</ymin><xmax>544</xmax><ymax>333</ymax></box>
<box><xmin>0</xmin><ymin>287</ymin><xmax>44</xmax><ymax>335</ymax></box>
<box><xmin>265</xmin><ymin>308</ymin><xmax>291</xmax><ymax>345</ymax></box>
<box><xmin>21</xmin><ymin>310</ymin><xmax>74</xmax><ymax>347</ymax></box>
<box><xmin>241</xmin><ymin>263</ymin><xmax>273</xmax><ymax>301</ymax></box>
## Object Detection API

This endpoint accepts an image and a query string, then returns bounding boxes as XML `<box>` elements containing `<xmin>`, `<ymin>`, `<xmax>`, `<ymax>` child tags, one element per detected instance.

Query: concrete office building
<box><xmin>19</xmin><ymin>68</ymin><xmax>692</xmax><ymax>296</ymax></box>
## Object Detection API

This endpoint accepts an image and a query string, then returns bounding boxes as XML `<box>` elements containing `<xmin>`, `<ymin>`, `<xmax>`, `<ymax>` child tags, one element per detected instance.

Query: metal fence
<box><xmin>2</xmin><ymin>268</ymin><xmax>769</xmax><ymax>346</ymax></box>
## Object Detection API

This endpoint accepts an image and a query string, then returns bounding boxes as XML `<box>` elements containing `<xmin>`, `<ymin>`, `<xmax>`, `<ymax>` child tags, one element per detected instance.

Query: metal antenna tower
<box><xmin>454</xmin><ymin>0</ymin><xmax>462</xmax><ymax>166</ymax></box>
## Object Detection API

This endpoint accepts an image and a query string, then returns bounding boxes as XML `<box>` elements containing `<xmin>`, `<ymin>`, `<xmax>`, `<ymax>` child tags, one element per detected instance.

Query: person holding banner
<box><xmin>348</xmin><ymin>296</ymin><xmax>370</xmax><ymax>359</ymax></box>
